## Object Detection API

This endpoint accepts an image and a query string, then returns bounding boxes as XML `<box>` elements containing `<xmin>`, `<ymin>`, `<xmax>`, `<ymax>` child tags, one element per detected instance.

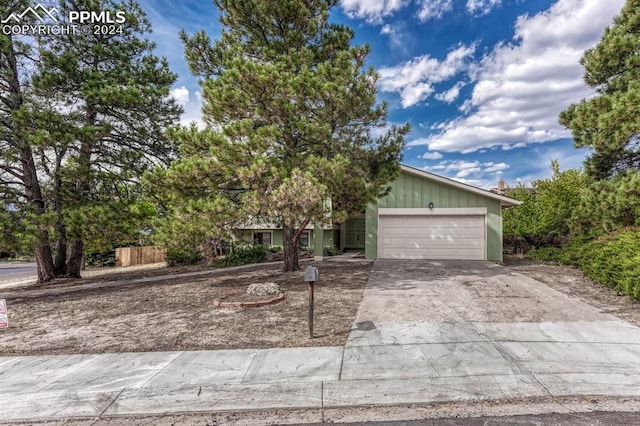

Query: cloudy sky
<box><xmin>139</xmin><ymin>0</ymin><xmax>625</xmax><ymax>189</ymax></box>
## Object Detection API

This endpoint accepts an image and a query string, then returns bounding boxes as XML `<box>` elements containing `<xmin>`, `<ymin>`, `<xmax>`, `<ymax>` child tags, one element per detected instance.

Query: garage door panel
<box><xmin>405</xmin><ymin>235</ymin><xmax>432</xmax><ymax>243</ymax></box>
<box><xmin>382</xmin><ymin>235</ymin><xmax>406</xmax><ymax>243</ymax></box>
<box><xmin>455</xmin><ymin>217</ymin><xmax>482</xmax><ymax>226</ymax></box>
<box><xmin>430</xmin><ymin>217</ymin><xmax>456</xmax><ymax>227</ymax></box>
<box><xmin>379</xmin><ymin>215</ymin><xmax>485</xmax><ymax>260</ymax></box>
<box><xmin>429</xmin><ymin>231</ymin><xmax>456</xmax><ymax>239</ymax></box>
<box><xmin>457</xmin><ymin>229</ymin><xmax>484</xmax><ymax>239</ymax></box>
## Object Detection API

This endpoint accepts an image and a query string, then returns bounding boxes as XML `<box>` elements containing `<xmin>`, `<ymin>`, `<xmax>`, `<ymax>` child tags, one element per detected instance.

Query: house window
<box><xmin>253</xmin><ymin>232</ymin><xmax>272</xmax><ymax>246</ymax></box>
<box><xmin>299</xmin><ymin>231</ymin><xmax>310</xmax><ymax>248</ymax></box>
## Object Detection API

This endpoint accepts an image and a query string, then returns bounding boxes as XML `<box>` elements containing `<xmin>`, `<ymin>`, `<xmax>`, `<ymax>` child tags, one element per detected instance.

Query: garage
<box><xmin>360</xmin><ymin>165</ymin><xmax>521</xmax><ymax>263</ymax></box>
<box><xmin>378</xmin><ymin>214</ymin><xmax>485</xmax><ymax>260</ymax></box>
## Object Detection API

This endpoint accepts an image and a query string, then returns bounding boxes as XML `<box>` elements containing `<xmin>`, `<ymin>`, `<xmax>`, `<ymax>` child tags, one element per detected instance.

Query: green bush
<box><xmin>166</xmin><ymin>246</ymin><xmax>202</xmax><ymax>266</ymax></box>
<box><xmin>323</xmin><ymin>246</ymin><xmax>343</xmax><ymax>256</ymax></box>
<box><xmin>529</xmin><ymin>227</ymin><xmax>640</xmax><ymax>299</ymax></box>
<box><xmin>222</xmin><ymin>244</ymin><xmax>267</xmax><ymax>266</ymax></box>
<box><xmin>85</xmin><ymin>249</ymin><xmax>116</xmax><ymax>268</ymax></box>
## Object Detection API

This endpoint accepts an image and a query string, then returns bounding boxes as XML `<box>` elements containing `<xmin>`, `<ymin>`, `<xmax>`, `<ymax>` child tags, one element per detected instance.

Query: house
<box><xmin>243</xmin><ymin>164</ymin><xmax>521</xmax><ymax>263</ymax></box>
<box><xmin>236</xmin><ymin>221</ymin><xmax>339</xmax><ymax>253</ymax></box>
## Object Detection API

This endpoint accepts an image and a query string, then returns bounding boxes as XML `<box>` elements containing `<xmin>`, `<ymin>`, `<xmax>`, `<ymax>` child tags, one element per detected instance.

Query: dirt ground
<box><xmin>504</xmin><ymin>256</ymin><xmax>640</xmax><ymax>327</ymax></box>
<box><xmin>0</xmin><ymin>261</ymin><xmax>372</xmax><ymax>356</ymax></box>
<box><xmin>2</xmin><ymin>256</ymin><xmax>638</xmax><ymax>356</ymax></box>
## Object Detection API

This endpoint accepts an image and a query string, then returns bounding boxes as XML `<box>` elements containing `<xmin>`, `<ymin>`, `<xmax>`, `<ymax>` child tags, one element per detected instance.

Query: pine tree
<box><xmin>0</xmin><ymin>0</ymin><xmax>181</xmax><ymax>282</ymax></box>
<box><xmin>0</xmin><ymin>0</ymin><xmax>58</xmax><ymax>281</ymax></box>
<box><xmin>34</xmin><ymin>0</ymin><xmax>182</xmax><ymax>278</ymax></box>
<box><xmin>168</xmin><ymin>0</ymin><xmax>409</xmax><ymax>271</ymax></box>
<box><xmin>559</xmin><ymin>0</ymin><xmax>640</xmax><ymax>179</ymax></box>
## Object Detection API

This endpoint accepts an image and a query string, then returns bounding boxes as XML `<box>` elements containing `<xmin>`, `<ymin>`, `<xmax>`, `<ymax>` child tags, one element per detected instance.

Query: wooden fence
<box><xmin>115</xmin><ymin>246</ymin><xmax>166</xmax><ymax>267</ymax></box>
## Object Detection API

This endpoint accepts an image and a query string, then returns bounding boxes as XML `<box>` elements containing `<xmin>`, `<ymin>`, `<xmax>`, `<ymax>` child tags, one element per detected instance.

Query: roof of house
<box><xmin>400</xmin><ymin>165</ymin><xmax>522</xmax><ymax>207</ymax></box>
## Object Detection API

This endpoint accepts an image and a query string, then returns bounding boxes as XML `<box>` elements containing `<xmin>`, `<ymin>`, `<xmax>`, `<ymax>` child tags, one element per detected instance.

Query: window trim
<box><xmin>253</xmin><ymin>231</ymin><xmax>273</xmax><ymax>246</ymax></box>
<box><xmin>299</xmin><ymin>231</ymin><xmax>310</xmax><ymax>248</ymax></box>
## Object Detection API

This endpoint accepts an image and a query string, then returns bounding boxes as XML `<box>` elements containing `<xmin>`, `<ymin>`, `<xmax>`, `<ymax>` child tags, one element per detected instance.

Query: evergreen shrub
<box><xmin>529</xmin><ymin>227</ymin><xmax>640</xmax><ymax>299</ymax></box>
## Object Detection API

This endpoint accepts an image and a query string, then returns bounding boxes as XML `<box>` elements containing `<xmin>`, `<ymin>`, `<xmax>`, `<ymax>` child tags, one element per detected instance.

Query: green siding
<box><xmin>365</xmin><ymin>203</ymin><xmax>378</xmax><ymax>259</ymax></box>
<box><xmin>323</xmin><ymin>229</ymin><xmax>338</xmax><ymax>249</ymax></box>
<box><xmin>313</xmin><ymin>226</ymin><xmax>340</xmax><ymax>257</ymax></box>
<box><xmin>366</xmin><ymin>170</ymin><xmax>505</xmax><ymax>262</ymax></box>
<box><xmin>238</xmin><ymin>229</ymin><xmax>323</xmax><ymax>250</ymax></box>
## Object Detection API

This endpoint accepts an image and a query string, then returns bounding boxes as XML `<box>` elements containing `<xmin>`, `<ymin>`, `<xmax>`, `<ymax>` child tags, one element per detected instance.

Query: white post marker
<box><xmin>304</xmin><ymin>266</ymin><xmax>318</xmax><ymax>338</ymax></box>
<box><xmin>0</xmin><ymin>299</ymin><xmax>7</xmax><ymax>329</ymax></box>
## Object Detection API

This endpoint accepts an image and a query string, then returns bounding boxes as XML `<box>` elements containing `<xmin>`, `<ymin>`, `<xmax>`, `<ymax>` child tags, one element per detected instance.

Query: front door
<box><xmin>345</xmin><ymin>218</ymin><xmax>365</xmax><ymax>249</ymax></box>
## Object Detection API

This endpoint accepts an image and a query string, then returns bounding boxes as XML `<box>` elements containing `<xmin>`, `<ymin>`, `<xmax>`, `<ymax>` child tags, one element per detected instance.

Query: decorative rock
<box><xmin>247</xmin><ymin>282</ymin><xmax>280</xmax><ymax>296</ymax></box>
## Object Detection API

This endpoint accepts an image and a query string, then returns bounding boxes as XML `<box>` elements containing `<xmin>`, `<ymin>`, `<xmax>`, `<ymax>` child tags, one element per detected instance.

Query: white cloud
<box><xmin>169</xmin><ymin>86</ymin><xmax>205</xmax><ymax>128</ymax></box>
<box><xmin>380</xmin><ymin>24</ymin><xmax>409</xmax><ymax>54</ymax></box>
<box><xmin>417</xmin><ymin>0</ymin><xmax>453</xmax><ymax>21</ymax></box>
<box><xmin>378</xmin><ymin>44</ymin><xmax>476</xmax><ymax>108</ymax></box>
<box><xmin>426</xmin><ymin>0</ymin><xmax>626</xmax><ymax>153</ymax></box>
<box><xmin>466</xmin><ymin>0</ymin><xmax>501</xmax><ymax>16</ymax></box>
<box><xmin>340</xmin><ymin>0</ymin><xmax>409</xmax><ymax>23</ymax></box>
<box><xmin>424</xmin><ymin>159</ymin><xmax>510</xmax><ymax>188</ymax></box>
<box><xmin>170</xmin><ymin>86</ymin><xmax>190</xmax><ymax>107</ymax></box>
<box><xmin>435</xmin><ymin>81</ymin><xmax>466</xmax><ymax>104</ymax></box>
<box><xmin>407</xmin><ymin>137</ymin><xmax>430</xmax><ymax>147</ymax></box>
<box><xmin>484</xmin><ymin>162</ymin><xmax>509</xmax><ymax>172</ymax></box>
<box><xmin>421</xmin><ymin>151</ymin><xmax>444</xmax><ymax>160</ymax></box>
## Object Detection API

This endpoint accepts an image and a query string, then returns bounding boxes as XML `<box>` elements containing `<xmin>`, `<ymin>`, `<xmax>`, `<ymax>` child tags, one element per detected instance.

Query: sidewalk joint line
<box><xmin>38</xmin><ymin>354</ymin><xmax>102</xmax><ymax>392</ymax></box>
<box><xmin>531</xmin><ymin>373</ymin><xmax>554</xmax><ymax>398</ymax></box>
<box><xmin>338</xmin><ymin>346</ymin><xmax>345</xmax><ymax>381</ymax></box>
<box><xmin>240</xmin><ymin>350</ymin><xmax>259</xmax><ymax>384</ymax></box>
<box><xmin>139</xmin><ymin>351</ymin><xmax>185</xmax><ymax>389</ymax></box>
<box><xmin>98</xmin><ymin>387</ymin><xmax>126</xmax><ymax>419</ymax></box>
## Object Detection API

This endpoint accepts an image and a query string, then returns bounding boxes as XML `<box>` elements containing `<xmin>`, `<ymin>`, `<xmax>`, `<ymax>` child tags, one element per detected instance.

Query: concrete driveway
<box><xmin>353</xmin><ymin>259</ymin><xmax>615</xmax><ymax>323</ymax></box>
<box><xmin>342</xmin><ymin>259</ymin><xmax>640</xmax><ymax>402</ymax></box>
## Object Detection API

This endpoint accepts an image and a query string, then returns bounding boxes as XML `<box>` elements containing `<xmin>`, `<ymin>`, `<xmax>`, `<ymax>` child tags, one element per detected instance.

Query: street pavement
<box><xmin>0</xmin><ymin>261</ymin><xmax>37</xmax><ymax>283</ymax></box>
<box><xmin>2</xmin><ymin>260</ymin><xmax>640</xmax><ymax>423</ymax></box>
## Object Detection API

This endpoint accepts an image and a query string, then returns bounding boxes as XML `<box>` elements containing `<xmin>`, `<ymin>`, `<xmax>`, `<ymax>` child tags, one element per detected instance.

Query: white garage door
<box><xmin>379</xmin><ymin>215</ymin><xmax>485</xmax><ymax>260</ymax></box>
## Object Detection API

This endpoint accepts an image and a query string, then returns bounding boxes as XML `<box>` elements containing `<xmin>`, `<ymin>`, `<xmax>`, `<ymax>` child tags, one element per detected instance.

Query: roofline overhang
<box><xmin>400</xmin><ymin>164</ymin><xmax>522</xmax><ymax>207</ymax></box>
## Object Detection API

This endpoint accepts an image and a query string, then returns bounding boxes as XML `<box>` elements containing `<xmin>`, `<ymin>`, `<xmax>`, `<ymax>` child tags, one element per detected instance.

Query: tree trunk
<box><xmin>66</xmin><ymin>239</ymin><xmax>84</xmax><ymax>278</ymax></box>
<box><xmin>64</xmin><ymin>104</ymin><xmax>94</xmax><ymax>279</ymax></box>
<box><xmin>21</xmin><ymin>148</ymin><xmax>56</xmax><ymax>283</ymax></box>
<box><xmin>282</xmin><ymin>223</ymin><xmax>300</xmax><ymax>272</ymax></box>
<box><xmin>6</xmin><ymin>32</ymin><xmax>56</xmax><ymax>283</ymax></box>
<box><xmin>35</xmin><ymin>231</ymin><xmax>56</xmax><ymax>283</ymax></box>
<box><xmin>54</xmin><ymin>232</ymin><xmax>67</xmax><ymax>275</ymax></box>
<box><xmin>53</xmin><ymin>150</ymin><xmax>68</xmax><ymax>275</ymax></box>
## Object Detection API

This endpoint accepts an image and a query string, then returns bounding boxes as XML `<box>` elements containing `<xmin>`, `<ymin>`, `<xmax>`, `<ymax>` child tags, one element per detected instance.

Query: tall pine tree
<box><xmin>166</xmin><ymin>0</ymin><xmax>409</xmax><ymax>271</ymax></box>
<box><xmin>559</xmin><ymin>0</ymin><xmax>640</xmax><ymax>231</ymax></box>
<box><xmin>559</xmin><ymin>0</ymin><xmax>640</xmax><ymax>179</ymax></box>
<box><xmin>0</xmin><ymin>0</ymin><xmax>181</xmax><ymax>281</ymax></box>
<box><xmin>1</xmin><ymin>0</ymin><xmax>58</xmax><ymax>281</ymax></box>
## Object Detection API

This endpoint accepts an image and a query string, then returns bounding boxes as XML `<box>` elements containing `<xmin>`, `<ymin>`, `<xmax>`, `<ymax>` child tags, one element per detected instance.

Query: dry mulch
<box><xmin>504</xmin><ymin>256</ymin><xmax>640</xmax><ymax>327</ymax></box>
<box><xmin>0</xmin><ymin>261</ymin><xmax>372</xmax><ymax>356</ymax></box>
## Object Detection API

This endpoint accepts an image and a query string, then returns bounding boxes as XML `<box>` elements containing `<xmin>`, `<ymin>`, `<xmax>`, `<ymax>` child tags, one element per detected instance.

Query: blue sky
<box><xmin>137</xmin><ymin>0</ymin><xmax>625</xmax><ymax>189</ymax></box>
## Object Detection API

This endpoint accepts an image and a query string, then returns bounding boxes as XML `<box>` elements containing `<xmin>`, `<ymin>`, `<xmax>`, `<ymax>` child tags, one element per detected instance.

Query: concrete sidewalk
<box><xmin>3</xmin><ymin>320</ymin><xmax>640</xmax><ymax>423</ymax></box>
